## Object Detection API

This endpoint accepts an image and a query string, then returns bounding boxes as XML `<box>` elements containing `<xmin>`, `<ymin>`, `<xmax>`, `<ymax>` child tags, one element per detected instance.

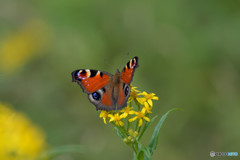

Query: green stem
<box><xmin>112</xmin><ymin>123</ymin><xmax>128</xmax><ymax>137</ymax></box>
<box><xmin>137</xmin><ymin>124</ymin><xmax>142</xmax><ymax>133</ymax></box>
<box><xmin>135</xmin><ymin>121</ymin><xmax>138</xmax><ymax>131</ymax></box>
<box><xmin>134</xmin><ymin>142</ymin><xmax>139</xmax><ymax>153</ymax></box>
<box><xmin>127</xmin><ymin>116</ymin><xmax>130</xmax><ymax>131</ymax></box>
<box><xmin>137</xmin><ymin>104</ymin><xmax>140</xmax><ymax>111</ymax></box>
<box><xmin>137</xmin><ymin>122</ymin><xmax>147</xmax><ymax>141</ymax></box>
<box><xmin>132</xmin><ymin>143</ymin><xmax>137</xmax><ymax>154</ymax></box>
<box><xmin>134</xmin><ymin>141</ymin><xmax>138</xmax><ymax>153</ymax></box>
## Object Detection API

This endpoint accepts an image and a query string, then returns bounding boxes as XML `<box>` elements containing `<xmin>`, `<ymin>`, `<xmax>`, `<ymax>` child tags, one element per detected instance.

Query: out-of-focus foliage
<box><xmin>0</xmin><ymin>0</ymin><xmax>240</xmax><ymax>159</ymax></box>
<box><xmin>0</xmin><ymin>20</ymin><xmax>50</xmax><ymax>74</ymax></box>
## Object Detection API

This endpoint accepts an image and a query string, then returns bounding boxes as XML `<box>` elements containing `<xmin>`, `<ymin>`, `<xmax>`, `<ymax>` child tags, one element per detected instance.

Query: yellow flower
<box><xmin>120</xmin><ymin>106</ymin><xmax>133</xmax><ymax>118</ymax></box>
<box><xmin>129</xmin><ymin>108</ymin><xmax>150</xmax><ymax>127</ymax></box>
<box><xmin>130</xmin><ymin>85</ymin><xmax>140</xmax><ymax>93</ymax></box>
<box><xmin>137</xmin><ymin>92</ymin><xmax>159</xmax><ymax>107</ymax></box>
<box><xmin>108</xmin><ymin>113</ymin><xmax>125</xmax><ymax>126</ymax></box>
<box><xmin>143</xmin><ymin>102</ymin><xmax>152</xmax><ymax>113</ymax></box>
<box><xmin>0</xmin><ymin>103</ymin><xmax>47</xmax><ymax>160</ymax></box>
<box><xmin>99</xmin><ymin>111</ymin><xmax>109</xmax><ymax>124</ymax></box>
<box><xmin>128</xmin><ymin>85</ymin><xmax>141</xmax><ymax>104</ymax></box>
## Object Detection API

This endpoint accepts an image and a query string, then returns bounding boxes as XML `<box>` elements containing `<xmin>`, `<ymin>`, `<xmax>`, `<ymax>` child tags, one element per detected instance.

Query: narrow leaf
<box><xmin>137</xmin><ymin>115</ymin><xmax>158</xmax><ymax>141</ymax></box>
<box><xmin>111</xmin><ymin>123</ymin><xmax>127</xmax><ymax>138</ymax></box>
<box><xmin>143</xmin><ymin>147</ymin><xmax>151</xmax><ymax>160</ymax></box>
<box><xmin>137</xmin><ymin>150</ymin><xmax>144</xmax><ymax>160</ymax></box>
<box><xmin>137</xmin><ymin>147</ymin><xmax>152</xmax><ymax>160</ymax></box>
<box><xmin>114</xmin><ymin>126</ymin><xmax>125</xmax><ymax>139</ymax></box>
<box><xmin>149</xmin><ymin>108</ymin><xmax>181</xmax><ymax>154</ymax></box>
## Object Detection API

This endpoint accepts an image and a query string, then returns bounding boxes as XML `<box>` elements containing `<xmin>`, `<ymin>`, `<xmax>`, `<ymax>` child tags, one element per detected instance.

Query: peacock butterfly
<box><xmin>71</xmin><ymin>56</ymin><xmax>139</xmax><ymax>111</ymax></box>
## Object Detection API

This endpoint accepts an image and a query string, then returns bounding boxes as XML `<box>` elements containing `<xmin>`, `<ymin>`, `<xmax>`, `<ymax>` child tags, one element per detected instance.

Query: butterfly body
<box><xmin>72</xmin><ymin>57</ymin><xmax>138</xmax><ymax>111</ymax></box>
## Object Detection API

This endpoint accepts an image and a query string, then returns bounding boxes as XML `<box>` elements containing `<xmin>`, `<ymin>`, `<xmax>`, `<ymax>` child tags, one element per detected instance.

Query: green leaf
<box><xmin>137</xmin><ymin>150</ymin><xmax>144</xmax><ymax>160</ymax></box>
<box><xmin>143</xmin><ymin>147</ymin><xmax>151</xmax><ymax>160</ymax></box>
<box><xmin>111</xmin><ymin>123</ymin><xmax>127</xmax><ymax>139</ymax></box>
<box><xmin>148</xmin><ymin>108</ymin><xmax>181</xmax><ymax>154</ymax></box>
<box><xmin>137</xmin><ymin>147</ymin><xmax>152</xmax><ymax>160</ymax></box>
<box><xmin>114</xmin><ymin>126</ymin><xmax>125</xmax><ymax>139</ymax></box>
<box><xmin>137</xmin><ymin>115</ymin><xmax>158</xmax><ymax>141</ymax></box>
<box><xmin>36</xmin><ymin>145</ymin><xmax>85</xmax><ymax>160</ymax></box>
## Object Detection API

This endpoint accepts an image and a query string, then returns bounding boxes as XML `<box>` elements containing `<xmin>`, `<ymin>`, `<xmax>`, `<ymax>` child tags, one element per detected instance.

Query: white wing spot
<box><xmin>86</xmin><ymin>69</ymin><xmax>91</xmax><ymax>77</ymax></box>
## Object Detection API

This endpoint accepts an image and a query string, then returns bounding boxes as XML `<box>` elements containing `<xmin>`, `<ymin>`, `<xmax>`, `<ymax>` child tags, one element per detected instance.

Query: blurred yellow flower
<box><xmin>129</xmin><ymin>108</ymin><xmax>150</xmax><ymax>127</ymax></box>
<box><xmin>120</xmin><ymin>106</ymin><xmax>133</xmax><ymax>118</ymax></box>
<box><xmin>0</xmin><ymin>103</ymin><xmax>47</xmax><ymax>160</ymax></box>
<box><xmin>99</xmin><ymin>111</ymin><xmax>109</xmax><ymax>124</ymax></box>
<box><xmin>108</xmin><ymin>113</ymin><xmax>125</xmax><ymax>126</ymax></box>
<box><xmin>137</xmin><ymin>92</ymin><xmax>159</xmax><ymax>107</ymax></box>
<box><xmin>0</xmin><ymin>20</ymin><xmax>50</xmax><ymax>74</ymax></box>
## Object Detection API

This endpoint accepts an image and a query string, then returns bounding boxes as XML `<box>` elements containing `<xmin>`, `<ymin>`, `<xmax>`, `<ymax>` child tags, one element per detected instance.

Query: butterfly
<box><xmin>71</xmin><ymin>56</ymin><xmax>139</xmax><ymax>111</ymax></box>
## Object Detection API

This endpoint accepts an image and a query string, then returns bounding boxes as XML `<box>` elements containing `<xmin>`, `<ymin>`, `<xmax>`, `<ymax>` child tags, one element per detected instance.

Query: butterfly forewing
<box><xmin>121</xmin><ymin>56</ymin><xmax>139</xmax><ymax>84</ymax></box>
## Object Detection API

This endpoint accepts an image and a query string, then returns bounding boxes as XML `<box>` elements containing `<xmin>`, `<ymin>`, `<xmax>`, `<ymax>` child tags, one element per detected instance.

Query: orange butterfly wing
<box><xmin>72</xmin><ymin>69</ymin><xmax>113</xmax><ymax>110</ymax></box>
<box><xmin>72</xmin><ymin>69</ymin><xmax>111</xmax><ymax>93</ymax></box>
<box><xmin>116</xmin><ymin>56</ymin><xmax>139</xmax><ymax>109</ymax></box>
<box><xmin>121</xmin><ymin>57</ymin><xmax>139</xmax><ymax>84</ymax></box>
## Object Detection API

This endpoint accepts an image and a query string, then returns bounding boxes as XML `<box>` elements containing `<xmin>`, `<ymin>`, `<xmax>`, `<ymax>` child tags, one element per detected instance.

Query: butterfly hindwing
<box><xmin>116</xmin><ymin>83</ymin><xmax>130</xmax><ymax>110</ymax></box>
<box><xmin>88</xmin><ymin>87</ymin><xmax>113</xmax><ymax>111</ymax></box>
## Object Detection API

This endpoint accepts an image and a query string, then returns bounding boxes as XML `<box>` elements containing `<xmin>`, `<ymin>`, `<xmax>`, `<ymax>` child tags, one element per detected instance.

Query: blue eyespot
<box><xmin>125</xmin><ymin>85</ymin><xmax>129</xmax><ymax>96</ymax></box>
<box><xmin>92</xmin><ymin>92</ymin><xmax>101</xmax><ymax>100</ymax></box>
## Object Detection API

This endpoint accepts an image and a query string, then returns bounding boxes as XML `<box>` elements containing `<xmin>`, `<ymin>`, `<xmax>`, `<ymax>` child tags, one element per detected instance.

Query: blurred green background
<box><xmin>1</xmin><ymin>0</ymin><xmax>240</xmax><ymax>159</ymax></box>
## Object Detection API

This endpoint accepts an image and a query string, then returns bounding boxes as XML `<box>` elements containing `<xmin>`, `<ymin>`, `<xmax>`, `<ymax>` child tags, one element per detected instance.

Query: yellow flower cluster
<box><xmin>0</xmin><ymin>103</ymin><xmax>47</xmax><ymax>160</ymax></box>
<box><xmin>99</xmin><ymin>85</ymin><xmax>158</xmax><ymax>145</ymax></box>
<box><xmin>99</xmin><ymin>85</ymin><xmax>159</xmax><ymax>127</ymax></box>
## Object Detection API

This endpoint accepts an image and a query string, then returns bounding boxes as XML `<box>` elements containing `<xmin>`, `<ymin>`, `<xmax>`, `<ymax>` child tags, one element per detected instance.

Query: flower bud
<box><xmin>133</xmin><ymin>131</ymin><xmax>138</xmax><ymax>138</ymax></box>
<box><xmin>128</xmin><ymin>128</ymin><xmax>134</xmax><ymax>136</ymax></box>
<box><xmin>123</xmin><ymin>138</ymin><xmax>128</xmax><ymax>143</ymax></box>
